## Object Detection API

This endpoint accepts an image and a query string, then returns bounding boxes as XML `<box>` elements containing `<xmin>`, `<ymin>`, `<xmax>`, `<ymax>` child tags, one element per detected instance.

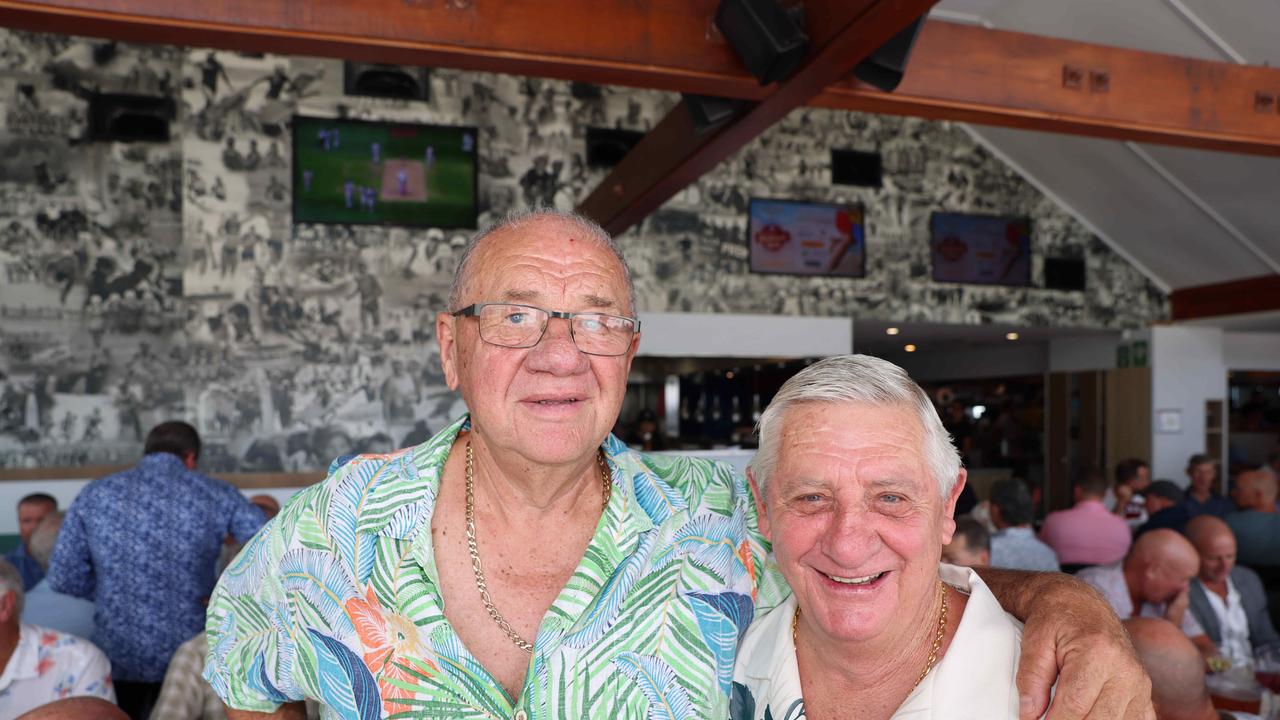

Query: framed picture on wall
<box><xmin>929</xmin><ymin>212</ymin><xmax>1032</xmax><ymax>287</ymax></box>
<box><xmin>747</xmin><ymin>198</ymin><xmax>866</xmax><ymax>278</ymax></box>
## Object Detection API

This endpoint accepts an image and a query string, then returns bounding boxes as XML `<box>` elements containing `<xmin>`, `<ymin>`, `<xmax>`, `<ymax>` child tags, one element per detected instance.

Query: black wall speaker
<box><xmin>853</xmin><ymin>17</ymin><xmax>924</xmax><ymax>92</ymax></box>
<box><xmin>683</xmin><ymin>94</ymin><xmax>748</xmax><ymax>133</ymax></box>
<box><xmin>87</xmin><ymin>93</ymin><xmax>175</xmax><ymax>142</ymax></box>
<box><xmin>585</xmin><ymin>127</ymin><xmax>646</xmax><ymax>168</ymax></box>
<box><xmin>1044</xmin><ymin>257</ymin><xmax>1087</xmax><ymax>291</ymax></box>
<box><xmin>715</xmin><ymin>0</ymin><xmax>809</xmax><ymax>86</ymax></box>
<box><xmin>343</xmin><ymin>61</ymin><xmax>430</xmax><ymax>102</ymax></box>
<box><xmin>831</xmin><ymin>149</ymin><xmax>882</xmax><ymax>187</ymax></box>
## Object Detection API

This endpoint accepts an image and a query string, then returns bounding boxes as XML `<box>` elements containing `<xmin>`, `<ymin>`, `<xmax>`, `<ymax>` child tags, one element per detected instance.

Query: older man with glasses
<box><xmin>204</xmin><ymin>209</ymin><xmax>1153</xmax><ymax>720</ymax></box>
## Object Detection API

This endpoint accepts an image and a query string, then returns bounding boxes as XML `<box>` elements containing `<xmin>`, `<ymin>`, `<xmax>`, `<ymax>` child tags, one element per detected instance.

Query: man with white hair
<box><xmin>0</xmin><ymin>558</ymin><xmax>115</xmax><ymax>717</ymax></box>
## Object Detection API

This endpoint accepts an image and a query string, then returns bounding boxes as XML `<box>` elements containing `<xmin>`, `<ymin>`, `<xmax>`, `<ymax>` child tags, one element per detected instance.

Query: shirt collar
<box><xmin>0</xmin><ymin>625</ymin><xmax>42</xmax><ymax>693</ymax></box>
<box><xmin>139</xmin><ymin>452</ymin><xmax>189</xmax><ymax>472</ymax></box>
<box><xmin>737</xmin><ymin>594</ymin><xmax>801</xmax><ymax>697</ymax></box>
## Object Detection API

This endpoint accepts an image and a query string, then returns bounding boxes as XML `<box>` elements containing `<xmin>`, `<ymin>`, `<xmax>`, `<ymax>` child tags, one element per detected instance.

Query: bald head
<box><xmin>447</xmin><ymin>209</ymin><xmax>635</xmax><ymax>314</ymax></box>
<box><xmin>1126</xmin><ymin>529</ymin><xmax>1200</xmax><ymax>606</ymax></box>
<box><xmin>16</xmin><ymin>697</ymin><xmax>130</xmax><ymax>720</ymax></box>
<box><xmin>1185</xmin><ymin>516</ymin><xmax>1237</xmax><ymax>585</ymax></box>
<box><xmin>1123</xmin><ymin>617</ymin><xmax>1217</xmax><ymax>720</ymax></box>
<box><xmin>1235</xmin><ymin>469</ymin><xmax>1278</xmax><ymax>512</ymax></box>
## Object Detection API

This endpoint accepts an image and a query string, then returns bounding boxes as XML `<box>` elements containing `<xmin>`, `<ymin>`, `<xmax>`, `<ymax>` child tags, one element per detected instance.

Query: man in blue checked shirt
<box><xmin>47</xmin><ymin>421</ymin><xmax>267</xmax><ymax>720</ymax></box>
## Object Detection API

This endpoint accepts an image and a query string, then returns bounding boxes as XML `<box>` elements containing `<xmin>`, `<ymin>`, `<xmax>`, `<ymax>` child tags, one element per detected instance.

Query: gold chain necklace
<box><xmin>792</xmin><ymin>580</ymin><xmax>948</xmax><ymax>689</ymax></box>
<box><xmin>464</xmin><ymin>441</ymin><xmax>612</xmax><ymax>654</ymax></box>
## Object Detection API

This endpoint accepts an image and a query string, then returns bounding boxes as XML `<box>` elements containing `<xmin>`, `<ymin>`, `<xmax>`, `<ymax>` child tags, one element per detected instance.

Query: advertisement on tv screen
<box><xmin>748</xmin><ymin>199</ymin><xmax>866</xmax><ymax>278</ymax></box>
<box><xmin>930</xmin><ymin>213</ymin><xmax>1031</xmax><ymax>286</ymax></box>
<box><xmin>292</xmin><ymin>115</ymin><xmax>477</xmax><ymax>229</ymax></box>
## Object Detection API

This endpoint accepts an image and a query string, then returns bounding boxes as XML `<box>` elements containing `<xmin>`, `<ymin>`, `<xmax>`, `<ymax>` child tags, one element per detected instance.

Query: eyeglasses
<box><xmin>452</xmin><ymin>303</ymin><xmax>640</xmax><ymax>357</ymax></box>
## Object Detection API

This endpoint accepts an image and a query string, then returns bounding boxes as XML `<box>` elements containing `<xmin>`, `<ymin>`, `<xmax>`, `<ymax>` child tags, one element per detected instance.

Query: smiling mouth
<box><xmin>532</xmin><ymin>397</ymin><xmax>581</xmax><ymax>405</ymax></box>
<box><xmin>822</xmin><ymin>570</ymin><xmax>887</xmax><ymax>586</ymax></box>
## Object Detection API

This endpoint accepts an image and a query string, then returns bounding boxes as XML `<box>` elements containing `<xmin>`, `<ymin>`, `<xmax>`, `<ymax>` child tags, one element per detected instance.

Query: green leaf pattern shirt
<box><xmin>204</xmin><ymin>415</ymin><xmax>787</xmax><ymax>719</ymax></box>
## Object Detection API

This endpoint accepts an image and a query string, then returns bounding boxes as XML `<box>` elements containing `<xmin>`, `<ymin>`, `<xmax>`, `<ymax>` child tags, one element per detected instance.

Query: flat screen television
<box><xmin>292</xmin><ymin>115</ymin><xmax>477</xmax><ymax>229</ymax></box>
<box><xmin>929</xmin><ymin>212</ymin><xmax>1031</xmax><ymax>286</ymax></box>
<box><xmin>747</xmin><ymin>199</ymin><xmax>866</xmax><ymax>278</ymax></box>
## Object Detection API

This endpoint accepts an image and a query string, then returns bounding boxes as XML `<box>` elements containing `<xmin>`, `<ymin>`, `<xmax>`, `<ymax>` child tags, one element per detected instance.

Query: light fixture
<box><xmin>1006</xmin><ymin>332</ymin><xmax>1019</xmax><ymax>341</ymax></box>
<box><xmin>886</xmin><ymin>327</ymin><xmax>900</xmax><ymax>335</ymax></box>
<box><xmin>904</xmin><ymin>344</ymin><xmax>917</xmax><ymax>353</ymax></box>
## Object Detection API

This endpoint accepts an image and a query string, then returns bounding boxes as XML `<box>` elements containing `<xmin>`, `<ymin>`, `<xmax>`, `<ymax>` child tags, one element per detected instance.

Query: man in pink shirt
<box><xmin>1041</xmin><ymin>466</ymin><xmax>1133</xmax><ymax>567</ymax></box>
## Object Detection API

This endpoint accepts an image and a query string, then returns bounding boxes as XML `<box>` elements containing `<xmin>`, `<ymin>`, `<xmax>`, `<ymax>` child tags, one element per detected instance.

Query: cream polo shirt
<box><xmin>731</xmin><ymin>563</ymin><xmax>1025</xmax><ymax>720</ymax></box>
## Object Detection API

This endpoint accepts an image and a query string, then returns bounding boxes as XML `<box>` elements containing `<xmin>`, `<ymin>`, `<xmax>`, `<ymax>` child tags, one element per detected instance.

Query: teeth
<box><xmin>826</xmin><ymin>571</ymin><xmax>884</xmax><ymax>585</ymax></box>
<box><xmin>536</xmin><ymin>399</ymin><xmax>577</xmax><ymax>404</ymax></box>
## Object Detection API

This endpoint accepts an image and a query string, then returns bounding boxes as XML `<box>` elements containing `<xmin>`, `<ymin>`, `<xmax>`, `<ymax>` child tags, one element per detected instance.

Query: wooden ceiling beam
<box><xmin>816</xmin><ymin>21</ymin><xmax>1280</xmax><ymax>158</ymax></box>
<box><xmin>1170</xmin><ymin>275</ymin><xmax>1280</xmax><ymax>321</ymax></box>
<box><xmin>579</xmin><ymin>0</ymin><xmax>940</xmax><ymax>235</ymax></box>
<box><xmin>5</xmin><ymin>2</ymin><xmax>1280</xmax><ymax>159</ymax></box>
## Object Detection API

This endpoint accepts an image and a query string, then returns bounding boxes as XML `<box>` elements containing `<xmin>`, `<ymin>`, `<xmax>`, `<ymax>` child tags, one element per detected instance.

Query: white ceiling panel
<box><xmin>940</xmin><ymin>0</ymin><xmax>1226</xmax><ymax>59</ymax></box>
<box><xmin>1135</xmin><ymin>144</ymin><xmax>1280</xmax><ymax>272</ymax></box>
<box><xmin>965</xmin><ymin>125</ymin><xmax>1267</xmax><ymax>288</ymax></box>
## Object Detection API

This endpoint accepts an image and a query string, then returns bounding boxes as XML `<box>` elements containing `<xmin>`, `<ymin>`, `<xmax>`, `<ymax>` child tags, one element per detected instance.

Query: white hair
<box><xmin>750</xmin><ymin>354</ymin><xmax>962</xmax><ymax>499</ymax></box>
<box><xmin>0</xmin><ymin>558</ymin><xmax>23</xmax><ymax>617</ymax></box>
<box><xmin>446</xmin><ymin>207</ymin><xmax>636</xmax><ymax>314</ymax></box>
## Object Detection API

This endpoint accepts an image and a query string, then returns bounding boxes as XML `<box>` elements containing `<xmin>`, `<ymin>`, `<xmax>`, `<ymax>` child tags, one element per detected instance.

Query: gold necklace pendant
<box><xmin>464</xmin><ymin>441</ymin><xmax>611</xmax><ymax>654</ymax></box>
<box><xmin>791</xmin><ymin>579</ymin><xmax>948</xmax><ymax>690</ymax></box>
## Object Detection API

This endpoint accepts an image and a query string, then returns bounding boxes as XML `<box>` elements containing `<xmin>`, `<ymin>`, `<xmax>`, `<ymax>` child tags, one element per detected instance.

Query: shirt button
<box><xmin>514</xmin><ymin>711</ymin><xmax>528</xmax><ymax>720</ymax></box>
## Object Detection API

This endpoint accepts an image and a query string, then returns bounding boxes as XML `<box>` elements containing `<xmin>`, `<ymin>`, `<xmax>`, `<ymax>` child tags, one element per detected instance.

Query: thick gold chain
<box><xmin>792</xmin><ymin>579</ymin><xmax>948</xmax><ymax>689</ymax></box>
<box><xmin>464</xmin><ymin>441</ymin><xmax>611</xmax><ymax>654</ymax></box>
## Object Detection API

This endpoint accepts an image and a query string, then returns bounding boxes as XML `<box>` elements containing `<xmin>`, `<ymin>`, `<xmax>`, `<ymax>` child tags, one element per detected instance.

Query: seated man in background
<box><xmin>1138</xmin><ymin>481</ymin><xmax>1191</xmax><ymax>537</ymax></box>
<box><xmin>1186</xmin><ymin>515</ymin><xmax>1279</xmax><ymax>664</ymax></box>
<box><xmin>1112</xmin><ymin>458</ymin><xmax>1152</xmax><ymax>528</ymax></box>
<box><xmin>1226</xmin><ymin>469</ymin><xmax>1280</xmax><ymax>569</ymax></box>
<box><xmin>20</xmin><ymin>512</ymin><xmax>94</xmax><ymax>640</ymax></box>
<box><xmin>0</xmin><ymin>559</ymin><xmax>115</xmax><ymax>718</ymax></box>
<box><xmin>1079</xmin><ymin>529</ymin><xmax>1216</xmax><ymax>659</ymax></box>
<box><xmin>5</xmin><ymin>494</ymin><xmax>56</xmax><ymax>590</ymax></box>
<box><xmin>1123</xmin><ymin>617</ymin><xmax>1271</xmax><ymax>720</ymax></box>
<box><xmin>1040</xmin><ymin>466</ymin><xmax>1132</xmax><ymax>568</ymax></box>
<box><xmin>15</xmin><ymin>697</ymin><xmax>129</xmax><ymax>720</ymax></box>
<box><xmin>989</xmin><ymin>477</ymin><xmax>1060</xmax><ymax>572</ymax></box>
<box><xmin>942</xmin><ymin>516</ymin><xmax>990</xmax><ymax>567</ymax></box>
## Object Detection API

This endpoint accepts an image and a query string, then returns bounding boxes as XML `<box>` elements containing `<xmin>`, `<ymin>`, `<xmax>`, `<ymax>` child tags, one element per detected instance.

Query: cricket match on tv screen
<box><xmin>292</xmin><ymin>117</ymin><xmax>477</xmax><ymax>228</ymax></box>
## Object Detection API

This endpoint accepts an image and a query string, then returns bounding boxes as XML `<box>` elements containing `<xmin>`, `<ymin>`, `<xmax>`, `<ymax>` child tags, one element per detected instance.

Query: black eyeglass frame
<box><xmin>451</xmin><ymin>302</ymin><xmax>641</xmax><ymax>357</ymax></box>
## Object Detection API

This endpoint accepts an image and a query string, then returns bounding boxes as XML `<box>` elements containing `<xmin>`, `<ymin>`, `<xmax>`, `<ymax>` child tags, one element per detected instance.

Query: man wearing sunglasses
<box><xmin>205</xmin><ymin>209</ymin><xmax>1152</xmax><ymax>720</ymax></box>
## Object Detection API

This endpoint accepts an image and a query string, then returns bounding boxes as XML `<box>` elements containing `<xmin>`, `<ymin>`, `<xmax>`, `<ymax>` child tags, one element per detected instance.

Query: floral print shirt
<box><xmin>204</xmin><ymin>415</ymin><xmax>787</xmax><ymax>719</ymax></box>
<box><xmin>0</xmin><ymin>623</ymin><xmax>115</xmax><ymax>718</ymax></box>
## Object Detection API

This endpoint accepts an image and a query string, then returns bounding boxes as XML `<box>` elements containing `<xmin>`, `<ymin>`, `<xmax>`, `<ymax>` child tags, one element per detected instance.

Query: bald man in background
<box><xmin>1226</xmin><ymin>470</ymin><xmax>1280</xmax><ymax>569</ymax></box>
<box><xmin>1079</xmin><ymin>529</ymin><xmax>1217</xmax><ymax>659</ymax></box>
<box><xmin>1123</xmin><ymin>617</ymin><xmax>1269</xmax><ymax>720</ymax></box>
<box><xmin>1186</xmin><ymin>516</ymin><xmax>1279</xmax><ymax>663</ymax></box>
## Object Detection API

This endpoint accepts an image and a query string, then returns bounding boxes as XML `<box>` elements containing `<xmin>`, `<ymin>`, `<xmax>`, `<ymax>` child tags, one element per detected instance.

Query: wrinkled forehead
<box><xmin>773</xmin><ymin>402</ymin><xmax>929</xmax><ymax>480</ymax></box>
<box><xmin>463</xmin><ymin>220</ymin><xmax>631</xmax><ymax>310</ymax></box>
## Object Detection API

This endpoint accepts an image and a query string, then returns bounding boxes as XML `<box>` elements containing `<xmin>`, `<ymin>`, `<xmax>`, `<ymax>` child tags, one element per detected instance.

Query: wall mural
<box><xmin>0</xmin><ymin>29</ymin><xmax>1168</xmax><ymax>472</ymax></box>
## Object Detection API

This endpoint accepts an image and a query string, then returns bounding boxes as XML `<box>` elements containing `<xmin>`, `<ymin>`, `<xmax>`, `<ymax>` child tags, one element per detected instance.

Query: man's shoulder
<box><xmin>608</xmin><ymin>442</ymin><xmax>746</xmax><ymax>514</ymax></box>
<box><xmin>22</xmin><ymin>623</ymin><xmax>107</xmax><ymax>661</ymax></box>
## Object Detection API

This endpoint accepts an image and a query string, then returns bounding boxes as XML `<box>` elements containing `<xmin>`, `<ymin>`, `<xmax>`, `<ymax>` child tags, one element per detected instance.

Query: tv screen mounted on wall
<box><xmin>292</xmin><ymin>115</ymin><xmax>477</xmax><ymax>229</ymax></box>
<box><xmin>929</xmin><ymin>212</ymin><xmax>1032</xmax><ymax>287</ymax></box>
<box><xmin>747</xmin><ymin>198</ymin><xmax>866</xmax><ymax>278</ymax></box>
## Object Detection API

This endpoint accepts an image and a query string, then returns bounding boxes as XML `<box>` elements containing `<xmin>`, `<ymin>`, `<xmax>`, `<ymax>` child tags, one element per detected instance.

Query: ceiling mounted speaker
<box><xmin>343</xmin><ymin>61</ymin><xmax>430</xmax><ymax>102</ymax></box>
<box><xmin>853</xmin><ymin>17</ymin><xmax>924</xmax><ymax>92</ymax></box>
<box><xmin>714</xmin><ymin>0</ymin><xmax>809</xmax><ymax>86</ymax></box>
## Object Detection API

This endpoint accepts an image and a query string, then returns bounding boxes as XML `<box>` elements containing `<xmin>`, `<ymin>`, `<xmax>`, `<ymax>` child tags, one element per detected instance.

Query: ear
<box><xmin>747</xmin><ymin>468</ymin><xmax>772</xmax><ymax>543</ymax></box>
<box><xmin>979</xmin><ymin>549</ymin><xmax>991</xmax><ymax>566</ymax></box>
<box><xmin>0</xmin><ymin>590</ymin><xmax>16</xmax><ymax>623</ymax></box>
<box><xmin>183</xmin><ymin>452</ymin><xmax>198</xmax><ymax>470</ymax></box>
<box><xmin>939</xmin><ymin>468</ymin><xmax>968</xmax><ymax>546</ymax></box>
<box><xmin>436</xmin><ymin>312</ymin><xmax>461</xmax><ymax>391</ymax></box>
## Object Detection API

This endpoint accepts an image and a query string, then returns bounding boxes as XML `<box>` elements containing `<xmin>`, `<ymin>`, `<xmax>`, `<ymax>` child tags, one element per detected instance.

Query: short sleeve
<box><xmin>71</xmin><ymin>640</ymin><xmax>116</xmax><ymax>703</ymax></box>
<box><xmin>203</xmin><ymin>491</ymin><xmax>308</xmax><ymax>713</ymax></box>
